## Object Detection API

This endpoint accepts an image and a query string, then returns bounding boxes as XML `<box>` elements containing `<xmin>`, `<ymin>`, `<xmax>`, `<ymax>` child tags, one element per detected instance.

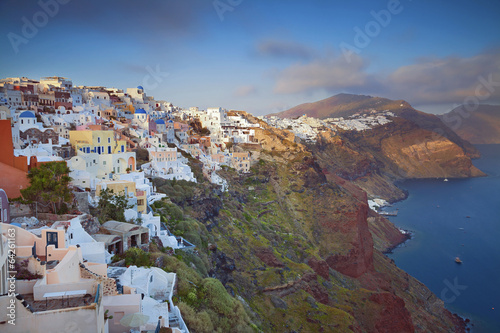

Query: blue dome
<box><xmin>167</xmin><ymin>120</ymin><xmax>174</xmax><ymax>123</ymax></box>
<box><xmin>135</xmin><ymin>108</ymin><xmax>147</xmax><ymax>114</ymax></box>
<box><xmin>137</xmin><ymin>86</ymin><xmax>144</xmax><ymax>90</ymax></box>
<box><xmin>155</xmin><ymin>119</ymin><xmax>165</xmax><ymax>124</ymax></box>
<box><xmin>20</xmin><ymin>111</ymin><xmax>36</xmax><ymax>118</ymax></box>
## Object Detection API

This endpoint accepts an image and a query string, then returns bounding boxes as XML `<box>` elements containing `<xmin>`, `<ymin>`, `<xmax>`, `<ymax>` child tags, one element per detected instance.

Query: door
<box><xmin>46</xmin><ymin>232</ymin><xmax>58</xmax><ymax>248</ymax></box>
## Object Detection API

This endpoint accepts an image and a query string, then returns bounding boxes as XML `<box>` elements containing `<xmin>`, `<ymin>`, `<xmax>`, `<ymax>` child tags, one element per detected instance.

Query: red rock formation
<box><xmin>369</xmin><ymin>292</ymin><xmax>415</xmax><ymax>333</ymax></box>
<box><xmin>307</xmin><ymin>257</ymin><xmax>330</xmax><ymax>280</ymax></box>
<box><xmin>325</xmin><ymin>200</ymin><xmax>374</xmax><ymax>278</ymax></box>
<box><xmin>255</xmin><ymin>248</ymin><xmax>284</xmax><ymax>267</ymax></box>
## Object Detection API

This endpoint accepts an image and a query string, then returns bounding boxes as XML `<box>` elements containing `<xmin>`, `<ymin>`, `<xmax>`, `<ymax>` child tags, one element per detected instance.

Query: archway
<box><xmin>127</xmin><ymin>156</ymin><xmax>135</xmax><ymax>171</ymax></box>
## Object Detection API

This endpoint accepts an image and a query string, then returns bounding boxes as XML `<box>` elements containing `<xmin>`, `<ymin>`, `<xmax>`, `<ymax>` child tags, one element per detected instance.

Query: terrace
<box><xmin>18</xmin><ymin>291</ymin><xmax>94</xmax><ymax>312</ymax></box>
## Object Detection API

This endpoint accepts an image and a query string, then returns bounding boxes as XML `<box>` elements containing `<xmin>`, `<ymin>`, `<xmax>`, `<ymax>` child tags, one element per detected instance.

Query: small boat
<box><xmin>455</xmin><ymin>257</ymin><xmax>463</xmax><ymax>264</ymax></box>
<box><xmin>444</xmin><ymin>178</ymin><xmax>449</xmax><ymax>182</ymax></box>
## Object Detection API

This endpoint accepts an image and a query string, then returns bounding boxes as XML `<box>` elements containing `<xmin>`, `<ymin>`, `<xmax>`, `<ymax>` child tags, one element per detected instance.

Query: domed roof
<box><xmin>155</xmin><ymin>119</ymin><xmax>165</xmax><ymax>124</ymax></box>
<box><xmin>135</xmin><ymin>108</ymin><xmax>147</xmax><ymax>114</ymax></box>
<box><xmin>137</xmin><ymin>86</ymin><xmax>144</xmax><ymax>90</ymax></box>
<box><xmin>20</xmin><ymin>111</ymin><xmax>36</xmax><ymax>118</ymax></box>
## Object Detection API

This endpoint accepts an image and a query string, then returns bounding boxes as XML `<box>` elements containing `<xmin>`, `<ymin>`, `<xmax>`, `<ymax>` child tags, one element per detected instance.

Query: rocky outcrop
<box><xmin>369</xmin><ymin>292</ymin><xmax>415</xmax><ymax>333</ymax></box>
<box><xmin>367</xmin><ymin>210</ymin><xmax>409</xmax><ymax>253</ymax></box>
<box><xmin>255</xmin><ymin>248</ymin><xmax>284</xmax><ymax>268</ymax></box>
<box><xmin>377</xmin><ymin>120</ymin><xmax>484</xmax><ymax>178</ymax></box>
<box><xmin>209</xmin><ymin>250</ymin><xmax>236</xmax><ymax>286</ymax></box>
<box><xmin>311</xmin><ymin>116</ymin><xmax>485</xmax><ymax>202</ymax></box>
<box><xmin>324</xmin><ymin>201</ymin><xmax>374</xmax><ymax>278</ymax></box>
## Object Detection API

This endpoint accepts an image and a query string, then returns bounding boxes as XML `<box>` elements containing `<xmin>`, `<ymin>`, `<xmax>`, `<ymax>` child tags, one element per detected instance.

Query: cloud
<box><xmin>272</xmin><ymin>49</ymin><xmax>500</xmax><ymax>105</ymax></box>
<box><xmin>273</xmin><ymin>54</ymin><xmax>373</xmax><ymax>94</ymax></box>
<box><xmin>0</xmin><ymin>0</ymin><xmax>210</xmax><ymax>40</ymax></box>
<box><xmin>257</xmin><ymin>39</ymin><xmax>314</xmax><ymax>60</ymax></box>
<box><xmin>234</xmin><ymin>85</ymin><xmax>257</xmax><ymax>97</ymax></box>
<box><xmin>385</xmin><ymin>49</ymin><xmax>500</xmax><ymax>104</ymax></box>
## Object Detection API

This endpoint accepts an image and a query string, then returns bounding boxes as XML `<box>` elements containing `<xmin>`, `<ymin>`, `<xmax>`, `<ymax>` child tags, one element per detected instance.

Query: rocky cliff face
<box><xmin>309</xmin><ymin>116</ymin><xmax>484</xmax><ymax>202</ymax></box>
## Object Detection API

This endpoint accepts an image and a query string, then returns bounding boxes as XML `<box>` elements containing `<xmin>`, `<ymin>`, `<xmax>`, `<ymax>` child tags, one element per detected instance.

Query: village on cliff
<box><xmin>0</xmin><ymin>76</ymin><xmax>392</xmax><ymax>333</ymax></box>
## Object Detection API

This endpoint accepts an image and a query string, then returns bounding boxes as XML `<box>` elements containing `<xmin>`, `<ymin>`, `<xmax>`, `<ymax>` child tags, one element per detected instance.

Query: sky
<box><xmin>1</xmin><ymin>0</ymin><xmax>500</xmax><ymax>115</ymax></box>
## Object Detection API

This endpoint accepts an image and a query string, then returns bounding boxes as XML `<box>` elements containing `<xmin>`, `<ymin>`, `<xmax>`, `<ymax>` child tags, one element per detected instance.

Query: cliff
<box><xmin>206</xmin><ymin>143</ymin><xmax>464</xmax><ymax>332</ymax></box>
<box><xmin>146</xmin><ymin>117</ymin><xmax>468</xmax><ymax>332</ymax></box>
<box><xmin>439</xmin><ymin>104</ymin><xmax>500</xmax><ymax>144</ymax></box>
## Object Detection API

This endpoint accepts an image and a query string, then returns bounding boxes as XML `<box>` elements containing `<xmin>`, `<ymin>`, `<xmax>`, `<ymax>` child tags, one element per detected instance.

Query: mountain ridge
<box><xmin>440</xmin><ymin>104</ymin><xmax>500</xmax><ymax>144</ymax></box>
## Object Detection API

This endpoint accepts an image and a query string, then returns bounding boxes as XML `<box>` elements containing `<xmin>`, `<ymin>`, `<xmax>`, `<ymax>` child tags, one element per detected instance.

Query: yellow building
<box><xmin>69</xmin><ymin>130</ymin><xmax>127</xmax><ymax>155</ymax></box>
<box><xmin>230</xmin><ymin>152</ymin><xmax>251</xmax><ymax>173</ymax></box>
<box><xmin>96</xmin><ymin>180</ymin><xmax>147</xmax><ymax>214</ymax></box>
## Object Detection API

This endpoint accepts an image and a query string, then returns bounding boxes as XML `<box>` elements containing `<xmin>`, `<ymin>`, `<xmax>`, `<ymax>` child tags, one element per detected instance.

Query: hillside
<box><xmin>439</xmin><ymin>104</ymin><xmax>500</xmax><ymax>144</ymax></box>
<box><xmin>141</xmin><ymin>123</ymin><xmax>467</xmax><ymax>332</ymax></box>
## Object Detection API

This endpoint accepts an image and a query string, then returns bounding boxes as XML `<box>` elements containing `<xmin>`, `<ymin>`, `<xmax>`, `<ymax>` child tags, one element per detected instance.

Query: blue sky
<box><xmin>1</xmin><ymin>0</ymin><xmax>499</xmax><ymax>115</ymax></box>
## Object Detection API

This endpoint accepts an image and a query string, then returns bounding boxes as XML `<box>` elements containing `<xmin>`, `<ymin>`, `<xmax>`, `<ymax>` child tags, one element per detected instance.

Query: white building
<box><xmin>52</xmin><ymin>215</ymin><xmax>112</xmax><ymax>264</ymax></box>
<box><xmin>108</xmin><ymin>266</ymin><xmax>189</xmax><ymax>333</ymax></box>
<box><xmin>141</xmin><ymin>147</ymin><xmax>196</xmax><ymax>182</ymax></box>
<box><xmin>68</xmin><ymin>151</ymin><xmax>137</xmax><ymax>189</ymax></box>
<box><xmin>17</xmin><ymin>110</ymin><xmax>44</xmax><ymax>132</ymax></box>
<box><xmin>133</xmin><ymin>108</ymin><xmax>149</xmax><ymax>129</ymax></box>
<box><xmin>40</xmin><ymin>76</ymin><xmax>72</xmax><ymax>89</ymax></box>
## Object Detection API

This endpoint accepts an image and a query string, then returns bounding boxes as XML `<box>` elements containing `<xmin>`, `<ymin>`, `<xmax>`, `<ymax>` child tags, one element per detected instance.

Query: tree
<box><xmin>20</xmin><ymin>161</ymin><xmax>73</xmax><ymax>214</ymax></box>
<box><xmin>96</xmin><ymin>188</ymin><xmax>133</xmax><ymax>223</ymax></box>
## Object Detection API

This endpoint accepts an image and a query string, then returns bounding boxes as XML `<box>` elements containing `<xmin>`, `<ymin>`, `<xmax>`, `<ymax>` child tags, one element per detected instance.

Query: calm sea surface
<box><xmin>386</xmin><ymin>144</ymin><xmax>500</xmax><ymax>333</ymax></box>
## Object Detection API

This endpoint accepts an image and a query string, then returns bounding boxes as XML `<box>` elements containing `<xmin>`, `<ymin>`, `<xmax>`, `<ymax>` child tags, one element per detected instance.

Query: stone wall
<box><xmin>80</xmin><ymin>265</ymin><xmax>118</xmax><ymax>296</ymax></box>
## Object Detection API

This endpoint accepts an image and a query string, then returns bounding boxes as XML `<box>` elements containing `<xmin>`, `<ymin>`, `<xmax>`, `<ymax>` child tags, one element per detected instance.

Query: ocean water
<box><xmin>386</xmin><ymin>144</ymin><xmax>500</xmax><ymax>333</ymax></box>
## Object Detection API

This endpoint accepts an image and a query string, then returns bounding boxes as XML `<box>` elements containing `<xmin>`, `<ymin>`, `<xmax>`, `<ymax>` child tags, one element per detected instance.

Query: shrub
<box><xmin>178</xmin><ymin>303</ymin><xmax>214</xmax><ymax>333</ymax></box>
<box><xmin>123</xmin><ymin>247</ymin><xmax>153</xmax><ymax>267</ymax></box>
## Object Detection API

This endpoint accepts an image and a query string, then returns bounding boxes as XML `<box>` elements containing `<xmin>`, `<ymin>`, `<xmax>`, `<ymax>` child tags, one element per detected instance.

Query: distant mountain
<box><xmin>439</xmin><ymin>105</ymin><xmax>500</xmax><ymax>144</ymax></box>
<box><xmin>270</xmin><ymin>93</ymin><xmax>409</xmax><ymax>119</ymax></box>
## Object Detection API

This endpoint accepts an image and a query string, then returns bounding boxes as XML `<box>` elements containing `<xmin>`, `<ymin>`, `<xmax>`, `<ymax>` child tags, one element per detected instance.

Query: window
<box><xmin>108</xmin><ymin>137</ymin><xmax>111</xmax><ymax>143</ymax></box>
<box><xmin>97</xmin><ymin>137</ymin><xmax>101</xmax><ymax>143</ymax></box>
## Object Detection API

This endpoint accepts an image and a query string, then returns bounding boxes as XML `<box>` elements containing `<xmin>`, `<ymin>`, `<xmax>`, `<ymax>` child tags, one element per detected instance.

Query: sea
<box><xmin>385</xmin><ymin>144</ymin><xmax>500</xmax><ymax>333</ymax></box>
